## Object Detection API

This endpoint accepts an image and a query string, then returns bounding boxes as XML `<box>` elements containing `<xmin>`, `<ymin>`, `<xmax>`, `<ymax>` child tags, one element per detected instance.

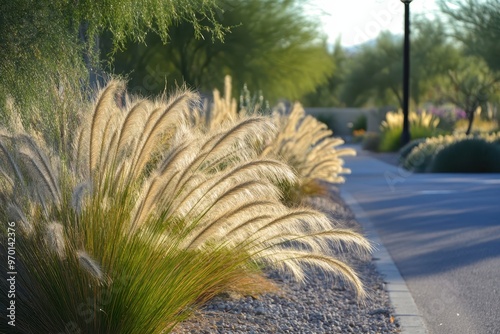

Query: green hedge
<box><xmin>398</xmin><ymin>138</ymin><xmax>427</xmax><ymax>164</ymax></box>
<box><xmin>430</xmin><ymin>139</ymin><xmax>500</xmax><ymax>173</ymax></box>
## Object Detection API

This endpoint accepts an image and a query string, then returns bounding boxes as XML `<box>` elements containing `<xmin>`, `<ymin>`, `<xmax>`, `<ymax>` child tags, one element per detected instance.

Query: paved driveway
<box><xmin>341</xmin><ymin>153</ymin><xmax>500</xmax><ymax>334</ymax></box>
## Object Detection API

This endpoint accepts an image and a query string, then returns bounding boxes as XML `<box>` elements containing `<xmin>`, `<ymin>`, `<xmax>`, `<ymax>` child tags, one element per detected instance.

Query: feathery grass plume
<box><xmin>209</xmin><ymin>75</ymin><xmax>239</xmax><ymax>129</ymax></box>
<box><xmin>0</xmin><ymin>129</ymin><xmax>26</xmax><ymax>189</ymax></box>
<box><xmin>0</xmin><ymin>128</ymin><xmax>62</xmax><ymax>216</ymax></box>
<box><xmin>261</xmin><ymin>103</ymin><xmax>355</xmax><ymax>203</ymax></box>
<box><xmin>129</xmin><ymin>91</ymin><xmax>195</xmax><ymax>178</ymax></box>
<box><xmin>45</xmin><ymin>222</ymin><xmax>67</xmax><ymax>259</ymax></box>
<box><xmin>125</xmin><ymin>118</ymin><xmax>371</xmax><ymax>298</ymax></box>
<box><xmin>193</xmin><ymin>75</ymin><xmax>244</xmax><ymax>131</ymax></box>
<box><xmin>76</xmin><ymin>250</ymin><xmax>105</xmax><ymax>283</ymax></box>
<box><xmin>3</xmin><ymin>96</ymin><xmax>26</xmax><ymax>133</ymax></box>
<box><xmin>6</xmin><ymin>202</ymin><xmax>33</xmax><ymax>236</ymax></box>
<box><xmin>129</xmin><ymin>118</ymin><xmax>286</xmax><ymax>232</ymax></box>
<box><xmin>71</xmin><ymin>181</ymin><xmax>91</xmax><ymax>213</ymax></box>
<box><xmin>16</xmin><ymin>134</ymin><xmax>62</xmax><ymax>204</ymax></box>
<box><xmin>0</xmin><ymin>80</ymin><xmax>372</xmax><ymax>333</ymax></box>
<box><xmin>381</xmin><ymin>109</ymin><xmax>440</xmax><ymax>131</ymax></box>
<box><xmin>255</xmin><ymin>249</ymin><xmax>365</xmax><ymax>295</ymax></box>
<box><xmin>75</xmin><ymin>80</ymin><xmax>196</xmax><ymax>190</ymax></box>
<box><xmin>88</xmin><ymin>80</ymin><xmax>125</xmax><ymax>173</ymax></box>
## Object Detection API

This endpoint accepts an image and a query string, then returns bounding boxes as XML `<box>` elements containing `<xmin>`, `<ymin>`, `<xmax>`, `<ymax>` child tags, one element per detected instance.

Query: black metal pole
<box><xmin>401</xmin><ymin>1</ymin><xmax>411</xmax><ymax>146</ymax></box>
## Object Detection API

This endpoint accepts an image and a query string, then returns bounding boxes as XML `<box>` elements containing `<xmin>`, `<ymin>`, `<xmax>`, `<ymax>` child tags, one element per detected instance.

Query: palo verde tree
<box><xmin>340</xmin><ymin>18</ymin><xmax>460</xmax><ymax>109</ymax></box>
<box><xmin>439</xmin><ymin>57</ymin><xmax>500</xmax><ymax>135</ymax></box>
<box><xmin>301</xmin><ymin>39</ymin><xmax>348</xmax><ymax>107</ymax></box>
<box><xmin>440</xmin><ymin>0</ymin><xmax>500</xmax><ymax>72</ymax></box>
<box><xmin>0</xmin><ymin>0</ymin><xmax>226</xmax><ymax>150</ymax></box>
<box><xmin>341</xmin><ymin>32</ymin><xmax>402</xmax><ymax>108</ymax></box>
<box><xmin>102</xmin><ymin>0</ymin><xmax>334</xmax><ymax>102</ymax></box>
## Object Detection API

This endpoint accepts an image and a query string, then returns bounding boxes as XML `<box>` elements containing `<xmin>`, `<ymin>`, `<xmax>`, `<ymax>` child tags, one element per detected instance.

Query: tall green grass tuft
<box><xmin>0</xmin><ymin>80</ymin><xmax>371</xmax><ymax>333</ymax></box>
<box><xmin>379</xmin><ymin>110</ymin><xmax>441</xmax><ymax>152</ymax></box>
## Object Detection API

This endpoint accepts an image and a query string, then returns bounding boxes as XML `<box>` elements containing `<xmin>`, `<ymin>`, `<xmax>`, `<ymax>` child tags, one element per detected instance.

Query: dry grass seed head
<box><xmin>16</xmin><ymin>134</ymin><xmax>61</xmax><ymax>204</ymax></box>
<box><xmin>45</xmin><ymin>222</ymin><xmax>67</xmax><ymax>259</ymax></box>
<box><xmin>263</xmin><ymin>103</ymin><xmax>354</xmax><ymax>185</ymax></box>
<box><xmin>89</xmin><ymin>80</ymin><xmax>125</xmax><ymax>173</ymax></box>
<box><xmin>71</xmin><ymin>182</ymin><xmax>91</xmax><ymax>214</ymax></box>
<box><xmin>76</xmin><ymin>250</ymin><xmax>106</xmax><ymax>284</ymax></box>
<box><xmin>129</xmin><ymin>91</ymin><xmax>196</xmax><ymax>178</ymax></box>
<box><xmin>206</xmin><ymin>75</ymin><xmax>239</xmax><ymax>130</ymax></box>
<box><xmin>0</xmin><ymin>131</ymin><xmax>26</xmax><ymax>186</ymax></box>
<box><xmin>6</xmin><ymin>202</ymin><xmax>33</xmax><ymax>235</ymax></box>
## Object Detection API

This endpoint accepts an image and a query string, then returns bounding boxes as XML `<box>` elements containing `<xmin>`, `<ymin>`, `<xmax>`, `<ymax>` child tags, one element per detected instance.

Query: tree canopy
<box><xmin>102</xmin><ymin>0</ymin><xmax>334</xmax><ymax>101</ymax></box>
<box><xmin>335</xmin><ymin>18</ymin><xmax>461</xmax><ymax>109</ymax></box>
<box><xmin>440</xmin><ymin>0</ymin><xmax>500</xmax><ymax>71</ymax></box>
<box><xmin>439</xmin><ymin>56</ymin><xmax>500</xmax><ymax>134</ymax></box>
<box><xmin>0</xmin><ymin>0</ymin><xmax>226</xmax><ymax>148</ymax></box>
<box><xmin>301</xmin><ymin>40</ymin><xmax>348</xmax><ymax>107</ymax></box>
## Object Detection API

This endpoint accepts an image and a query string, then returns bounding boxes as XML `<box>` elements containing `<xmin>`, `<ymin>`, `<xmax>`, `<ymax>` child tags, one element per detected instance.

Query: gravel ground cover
<box><xmin>172</xmin><ymin>187</ymin><xmax>401</xmax><ymax>334</ymax></box>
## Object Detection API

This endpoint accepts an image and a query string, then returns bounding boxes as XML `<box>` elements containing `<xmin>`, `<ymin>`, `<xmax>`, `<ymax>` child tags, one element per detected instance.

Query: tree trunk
<box><xmin>465</xmin><ymin>109</ymin><xmax>475</xmax><ymax>135</ymax></box>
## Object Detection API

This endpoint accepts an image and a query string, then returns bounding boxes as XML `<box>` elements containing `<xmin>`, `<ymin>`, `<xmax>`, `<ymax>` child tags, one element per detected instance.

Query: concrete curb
<box><xmin>342</xmin><ymin>190</ymin><xmax>428</xmax><ymax>334</ymax></box>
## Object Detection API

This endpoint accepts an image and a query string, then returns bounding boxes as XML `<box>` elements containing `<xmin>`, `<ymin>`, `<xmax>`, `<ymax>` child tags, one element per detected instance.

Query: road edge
<box><xmin>342</xmin><ymin>190</ymin><xmax>429</xmax><ymax>334</ymax></box>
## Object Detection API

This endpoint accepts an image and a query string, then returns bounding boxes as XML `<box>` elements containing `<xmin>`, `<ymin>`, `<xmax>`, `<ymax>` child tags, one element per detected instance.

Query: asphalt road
<box><xmin>341</xmin><ymin>152</ymin><xmax>500</xmax><ymax>334</ymax></box>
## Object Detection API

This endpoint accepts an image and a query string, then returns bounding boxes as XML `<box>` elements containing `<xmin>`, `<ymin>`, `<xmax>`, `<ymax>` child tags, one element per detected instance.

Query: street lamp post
<box><xmin>401</xmin><ymin>0</ymin><xmax>412</xmax><ymax>146</ymax></box>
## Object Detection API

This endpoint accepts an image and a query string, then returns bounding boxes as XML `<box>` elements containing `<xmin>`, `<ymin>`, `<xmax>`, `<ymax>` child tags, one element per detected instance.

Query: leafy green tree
<box><xmin>301</xmin><ymin>39</ymin><xmax>348</xmax><ymax>107</ymax></box>
<box><xmin>0</xmin><ymin>0</ymin><xmax>226</xmax><ymax>149</ymax></box>
<box><xmin>103</xmin><ymin>0</ymin><xmax>334</xmax><ymax>101</ymax></box>
<box><xmin>340</xmin><ymin>18</ymin><xmax>461</xmax><ymax>109</ymax></box>
<box><xmin>341</xmin><ymin>32</ymin><xmax>402</xmax><ymax>108</ymax></box>
<box><xmin>439</xmin><ymin>57</ymin><xmax>500</xmax><ymax>134</ymax></box>
<box><xmin>1</xmin><ymin>0</ymin><xmax>227</xmax><ymax>75</ymax></box>
<box><xmin>440</xmin><ymin>0</ymin><xmax>500</xmax><ymax>71</ymax></box>
<box><xmin>0</xmin><ymin>0</ymin><xmax>87</xmax><ymax>150</ymax></box>
<box><xmin>410</xmin><ymin>19</ymin><xmax>462</xmax><ymax>106</ymax></box>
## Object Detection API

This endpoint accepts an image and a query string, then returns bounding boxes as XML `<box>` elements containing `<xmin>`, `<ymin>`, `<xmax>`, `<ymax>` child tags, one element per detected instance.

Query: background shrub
<box><xmin>401</xmin><ymin>144</ymin><xmax>435</xmax><ymax>172</ymax></box>
<box><xmin>351</xmin><ymin>114</ymin><xmax>367</xmax><ymax>143</ymax></box>
<box><xmin>352</xmin><ymin>114</ymin><xmax>367</xmax><ymax>132</ymax></box>
<box><xmin>379</xmin><ymin>126</ymin><xmax>442</xmax><ymax>153</ymax></box>
<box><xmin>401</xmin><ymin>133</ymin><xmax>500</xmax><ymax>172</ymax></box>
<box><xmin>428</xmin><ymin>105</ymin><xmax>467</xmax><ymax>132</ymax></box>
<box><xmin>362</xmin><ymin>132</ymin><xmax>380</xmax><ymax>152</ymax></box>
<box><xmin>378</xmin><ymin>128</ymin><xmax>403</xmax><ymax>152</ymax></box>
<box><xmin>398</xmin><ymin>138</ymin><xmax>427</xmax><ymax>163</ymax></box>
<box><xmin>430</xmin><ymin>138</ymin><xmax>500</xmax><ymax>173</ymax></box>
<box><xmin>378</xmin><ymin>110</ymin><xmax>441</xmax><ymax>152</ymax></box>
<box><xmin>402</xmin><ymin>134</ymin><xmax>468</xmax><ymax>172</ymax></box>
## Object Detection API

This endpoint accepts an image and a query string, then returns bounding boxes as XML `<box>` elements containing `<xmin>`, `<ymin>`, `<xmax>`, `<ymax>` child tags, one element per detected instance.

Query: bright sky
<box><xmin>306</xmin><ymin>0</ymin><xmax>442</xmax><ymax>47</ymax></box>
